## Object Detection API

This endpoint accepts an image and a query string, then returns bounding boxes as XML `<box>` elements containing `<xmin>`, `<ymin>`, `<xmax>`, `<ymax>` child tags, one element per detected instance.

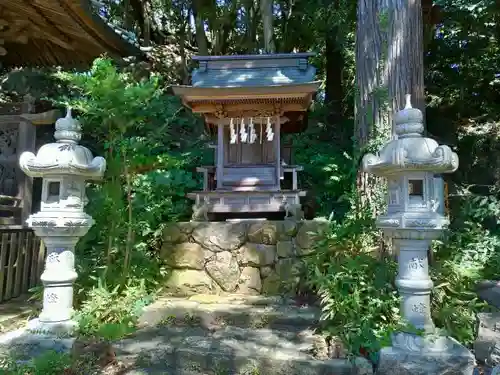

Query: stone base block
<box><xmin>376</xmin><ymin>334</ymin><xmax>475</xmax><ymax>375</ymax></box>
<box><xmin>26</xmin><ymin>317</ymin><xmax>77</xmax><ymax>336</ymax></box>
<box><xmin>161</xmin><ymin>219</ymin><xmax>330</xmax><ymax>296</ymax></box>
<box><xmin>475</xmin><ymin>312</ymin><xmax>500</xmax><ymax>367</ymax></box>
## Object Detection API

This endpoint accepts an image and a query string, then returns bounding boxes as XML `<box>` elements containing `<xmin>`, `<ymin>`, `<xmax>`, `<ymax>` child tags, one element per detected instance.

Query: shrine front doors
<box><xmin>223</xmin><ymin>127</ymin><xmax>276</xmax><ymax>165</ymax></box>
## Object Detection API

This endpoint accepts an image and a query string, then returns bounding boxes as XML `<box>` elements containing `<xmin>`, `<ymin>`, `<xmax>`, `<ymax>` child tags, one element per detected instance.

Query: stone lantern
<box><xmin>19</xmin><ymin>108</ymin><xmax>106</xmax><ymax>334</ymax></box>
<box><xmin>362</xmin><ymin>95</ymin><xmax>475</xmax><ymax>374</ymax></box>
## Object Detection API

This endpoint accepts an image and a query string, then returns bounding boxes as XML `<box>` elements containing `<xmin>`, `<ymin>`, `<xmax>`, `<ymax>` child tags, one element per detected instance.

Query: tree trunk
<box><xmin>244</xmin><ymin>0</ymin><xmax>257</xmax><ymax>52</ymax></box>
<box><xmin>192</xmin><ymin>0</ymin><xmax>209</xmax><ymax>55</ymax></box>
<box><xmin>142</xmin><ymin>0</ymin><xmax>152</xmax><ymax>46</ymax></box>
<box><xmin>178</xmin><ymin>23</ymin><xmax>190</xmax><ymax>84</ymax></box>
<box><xmin>260</xmin><ymin>0</ymin><xmax>275</xmax><ymax>53</ymax></box>
<box><xmin>123</xmin><ymin>0</ymin><xmax>134</xmax><ymax>30</ymax></box>
<box><xmin>355</xmin><ymin>0</ymin><xmax>425</xmax><ymax>211</ymax></box>
<box><xmin>325</xmin><ymin>29</ymin><xmax>345</xmax><ymax>123</ymax></box>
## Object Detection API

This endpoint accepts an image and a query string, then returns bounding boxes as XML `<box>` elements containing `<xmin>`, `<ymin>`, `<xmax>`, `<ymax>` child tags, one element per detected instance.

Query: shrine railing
<box><xmin>0</xmin><ymin>226</ymin><xmax>45</xmax><ymax>303</ymax></box>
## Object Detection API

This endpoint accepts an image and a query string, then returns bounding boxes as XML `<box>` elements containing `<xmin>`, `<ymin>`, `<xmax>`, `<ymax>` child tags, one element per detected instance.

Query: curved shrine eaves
<box><xmin>189</xmin><ymin>97</ymin><xmax>308</xmax><ymax>105</ymax></box>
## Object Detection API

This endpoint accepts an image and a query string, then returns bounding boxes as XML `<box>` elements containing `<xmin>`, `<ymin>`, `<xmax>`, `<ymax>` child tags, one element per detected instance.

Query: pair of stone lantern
<box><xmin>362</xmin><ymin>95</ymin><xmax>475</xmax><ymax>374</ymax></box>
<box><xmin>19</xmin><ymin>109</ymin><xmax>106</xmax><ymax>333</ymax></box>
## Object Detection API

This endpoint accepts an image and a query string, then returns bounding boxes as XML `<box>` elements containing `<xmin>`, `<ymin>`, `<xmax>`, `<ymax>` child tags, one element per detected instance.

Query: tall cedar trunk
<box><xmin>192</xmin><ymin>0</ymin><xmax>209</xmax><ymax>55</ymax></box>
<box><xmin>280</xmin><ymin>0</ymin><xmax>295</xmax><ymax>52</ymax></box>
<box><xmin>179</xmin><ymin>22</ymin><xmax>190</xmax><ymax>84</ymax></box>
<box><xmin>325</xmin><ymin>30</ymin><xmax>345</xmax><ymax>127</ymax></box>
<box><xmin>142</xmin><ymin>0</ymin><xmax>152</xmax><ymax>46</ymax></box>
<box><xmin>260</xmin><ymin>0</ymin><xmax>275</xmax><ymax>53</ymax></box>
<box><xmin>355</xmin><ymin>0</ymin><xmax>425</xmax><ymax>213</ymax></box>
<box><xmin>245</xmin><ymin>0</ymin><xmax>257</xmax><ymax>52</ymax></box>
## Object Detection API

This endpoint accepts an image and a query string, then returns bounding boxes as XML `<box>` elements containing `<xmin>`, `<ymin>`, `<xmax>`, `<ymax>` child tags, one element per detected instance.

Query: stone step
<box><xmin>138</xmin><ymin>294</ymin><xmax>321</xmax><ymax>331</ymax></box>
<box><xmin>114</xmin><ymin>325</ymin><xmax>361</xmax><ymax>375</ymax></box>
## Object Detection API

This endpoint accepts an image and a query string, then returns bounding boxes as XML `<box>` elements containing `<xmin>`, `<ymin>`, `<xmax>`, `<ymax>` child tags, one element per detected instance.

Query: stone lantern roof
<box><xmin>19</xmin><ymin>108</ymin><xmax>106</xmax><ymax>179</ymax></box>
<box><xmin>362</xmin><ymin>95</ymin><xmax>459</xmax><ymax>176</ymax></box>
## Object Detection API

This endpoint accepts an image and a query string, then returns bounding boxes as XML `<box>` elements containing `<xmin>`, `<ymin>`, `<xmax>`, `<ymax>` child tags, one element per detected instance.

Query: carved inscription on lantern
<box><xmin>46</xmin><ymin>292</ymin><xmax>58</xmax><ymax>304</ymax></box>
<box><xmin>408</xmin><ymin>257</ymin><xmax>425</xmax><ymax>271</ymax></box>
<box><xmin>46</xmin><ymin>252</ymin><xmax>60</xmax><ymax>264</ymax></box>
<box><xmin>411</xmin><ymin>302</ymin><xmax>426</xmax><ymax>314</ymax></box>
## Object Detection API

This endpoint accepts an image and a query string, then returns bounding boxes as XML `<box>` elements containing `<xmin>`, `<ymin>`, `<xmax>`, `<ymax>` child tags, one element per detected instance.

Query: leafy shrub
<box><xmin>75</xmin><ymin>279</ymin><xmax>153</xmax><ymax>340</ymax></box>
<box><xmin>44</xmin><ymin>58</ymin><xmax>207</xmax><ymax>325</ymax></box>
<box><xmin>0</xmin><ymin>350</ymin><xmax>71</xmax><ymax>375</ymax></box>
<box><xmin>308</xmin><ymin>186</ymin><xmax>500</xmax><ymax>356</ymax></box>
<box><xmin>431</xmin><ymin>192</ymin><xmax>500</xmax><ymax>345</ymax></box>
<box><xmin>305</xmin><ymin>197</ymin><xmax>403</xmax><ymax>358</ymax></box>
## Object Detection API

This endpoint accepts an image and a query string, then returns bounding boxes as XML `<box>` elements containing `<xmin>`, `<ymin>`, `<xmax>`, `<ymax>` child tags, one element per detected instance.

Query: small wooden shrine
<box><xmin>173</xmin><ymin>53</ymin><xmax>319</xmax><ymax>220</ymax></box>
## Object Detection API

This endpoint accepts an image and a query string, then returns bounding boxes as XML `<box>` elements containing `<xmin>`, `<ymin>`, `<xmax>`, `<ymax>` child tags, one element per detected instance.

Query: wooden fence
<box><xmin>0</xmin><ymin>227</ymin><xmax>45</xmax><ymax>303</ymax></box>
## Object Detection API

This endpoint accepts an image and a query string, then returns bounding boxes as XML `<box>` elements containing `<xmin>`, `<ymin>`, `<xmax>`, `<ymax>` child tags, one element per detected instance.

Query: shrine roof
<box><xmin>0</xmin><ymin>0</ymin><xmax>142</xmax><ymax>68</ymax></box>
<box><xmin>172</xmin><ymin>82</ymin><xmax>320</xmax><ymax>101</ymax></box>
<box><xmin>190</xmin><ymin>53</ymin><xmax>316</xmax><ymax>89</ymax></box>
<box><xmin>172</xmin><ymin>53</ymin><xmax>319</xmax><ymax>133</ymax></box>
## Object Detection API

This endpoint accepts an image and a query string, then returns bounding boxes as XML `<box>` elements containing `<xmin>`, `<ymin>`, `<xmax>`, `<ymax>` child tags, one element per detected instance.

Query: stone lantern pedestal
<box><xmin>19</xmin><ymin>108</ymin><xmax>106</xmax><ymax>334</ymax></box>
<box><xmin>362</xmin><ymin>95</ymin><xmax>475</xmax><ymax>375</ymax></box>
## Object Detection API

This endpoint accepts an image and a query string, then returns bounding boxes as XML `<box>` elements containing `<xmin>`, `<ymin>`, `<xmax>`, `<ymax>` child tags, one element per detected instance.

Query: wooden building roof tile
<box><xmin>191</xmin><ymin>53</ymin><xmax>317</xmax><ymax>89</ymax></box>
<box><xmin>0</xmin><ymin>0</ymin><xmax>142</xmax><ymax>68</ymax></box>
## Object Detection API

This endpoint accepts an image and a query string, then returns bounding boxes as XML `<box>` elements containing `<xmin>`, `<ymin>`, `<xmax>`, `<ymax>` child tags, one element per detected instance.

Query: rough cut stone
<box><xmin>377</xmin><ymin>335</ymin><xmax>475</xmax><ymax>375</ymax></box>
<box><xmin>277</xmin><ymin>241</ymin><xmax>295</xmax><ymax>258</ymax></box>
<box><xmin>159</xmin><ymin>221</ymin><xmax>324</xmax><ymax>297</ymax></box>
<box><xmin>238</xmin><ymin>267</ymin><xmax>262</xmax><ymax>294</ymax></box>
<box><xmin>165</xmin><ymin>269</ymin><xmax>214</xmax><ymax>295</ymax></box>
<box><xmin>260</xmin><ymin>259</ymin><xmax>303</xmax><ymax>296</ymax></box>
<box><xmin>261</xmin><ymin>271</ymin><xmax>282</xmax><ymax>295</ymax></box>
<box><xmin>248</xmin><ymin>222</ymin><xmax>278</xmax><ymax>245</ymax></box>
<box><xmin>352</xmin><ymin>357</ymin><xmax>374</xmax><ymax>375</ymax></box>
<box><xmin>165</xmin><ymin>242</ymin><xmax>206</xmax><ymax>270</ymax></box>
<box><xmin>280</xmin><ymin>220</ymin><xmax>299</xmax><ymax>238</ymax></box>
<box><xmin>237</xmin><ymin>243</ymin><xmax>276</xmax><ymax>267</ymax></box>
<box><xmin>162</xmin><ymin>223</ymin><xmax>189</xmax><ymax>244</ymax></box>
<box><xmin>192</xmin><ymin>222</ymin><xmax>246</xmax><ymax>251</ymax></box>
<box><xmin>205</xmin><ymin>251</ymin><xmax>241</xmax><ymax>292</ymax></box>
<box><xmin>276</xmin><ymin>258</ymin><xmax>303</xmax><ymax>293</ymax></box>
<box><xmin>475</xmin><ymin>313</ymin><xmax>500</xmax><ymax>367</ymax></box>
<box><xmin>260</xmin><ymin>266</ymin><xmax>273</xmax><ymax>279</ymax></box>
<box><xmin>296</xmin><ymin>220</ymin><xmax>329</xmax><ymax>254</ymax></box>
<box><xmin>113</xmin><ymin>324</ymin><xmax>356</xmax><ymax>375</ymax></box>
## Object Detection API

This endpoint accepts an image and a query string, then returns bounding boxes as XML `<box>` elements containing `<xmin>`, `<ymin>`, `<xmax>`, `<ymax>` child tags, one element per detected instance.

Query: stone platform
<box><xmin>161</xmin><ymin>219</ymin><xmax>329</xmax><ymax>296</ymax></box>
<box><xmin>114</xmin><ymin>294</ymin><xmax>373</xmax><ymax>375</ymax></box>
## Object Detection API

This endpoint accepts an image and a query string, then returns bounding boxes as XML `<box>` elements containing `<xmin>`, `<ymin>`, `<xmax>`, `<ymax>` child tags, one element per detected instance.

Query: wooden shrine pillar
<box><xmin>216</xmin><ymin>122</ymin><xmax>224</xmax><ymax>189</ymax></box>
<box><xmin>17</xmin><ymin>95</ymin><xmax>36</xmax><ymax>225</ymax></box>
<box><xmin>274</xmin><ymin>116</ymin><xmax>281</xmax><ymax>190</ymax></box>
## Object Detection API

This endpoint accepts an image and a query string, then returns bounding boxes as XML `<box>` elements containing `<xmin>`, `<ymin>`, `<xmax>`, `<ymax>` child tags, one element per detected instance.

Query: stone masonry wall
<box><xmin>160</xmin><ymin>220</ymin><xmax>329</xmax><ymax>296</ymax></box>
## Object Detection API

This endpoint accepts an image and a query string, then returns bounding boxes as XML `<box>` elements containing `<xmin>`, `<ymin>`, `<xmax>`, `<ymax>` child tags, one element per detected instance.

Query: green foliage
<box><xmin>75</xmin><ymin>279</ymin><xmax>153</xmax><ymax>340</ymax></box>
<box><xmin>305</xmin><ymin>195</ymin><xmax>403</xmax><ymax>358</ymax></box>
<box><xmin>431</xmin><ymin>192</ymin><xmax>500</xmax><ymax>345</ymax></box>
<box><xmin>289</xmin><ymin>107</ymin><xmax>359</xmax><ymax>218</ymax></box>
<box><xmin>45</xmin><ymin>57</ymin><xmax>207</xmax><ymax>333</ymax></box>
<box><xmin>308</xmin><ymin>184</ymin><xmax>500</xmax><ymax>355</ymax></box>
<box><xmin>0</xmin><ymin>68</ymin><xmax>69</xmax><ymax>102</ymax></box>
<box><xmin>0</xmin><ymin>350</ymin><xmax>71</xmax><ymax>375</ymax></box>
<box><xmin>52</xmin><ymin>58</ymin><xmax>202</xmax><ymax>292</ymax></box>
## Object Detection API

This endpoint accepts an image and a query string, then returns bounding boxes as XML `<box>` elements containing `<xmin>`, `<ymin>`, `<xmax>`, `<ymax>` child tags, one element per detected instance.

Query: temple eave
<box><xmin>172</xmin><ymin>82</ymin><xmax>320</xmax><ymax>100</ymax></box>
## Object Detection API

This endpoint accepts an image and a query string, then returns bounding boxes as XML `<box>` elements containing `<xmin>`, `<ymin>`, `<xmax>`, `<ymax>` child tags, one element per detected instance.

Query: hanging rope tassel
<box><xmin>260</xmin><ymin>117</ymin><xmax>263</xmax><ymax>144</ymax></box>
<box><xmin>249</xmin><ymin>117</ymin><xmax>257</xmax><ymax>144</ymax></box>
<box><xmin>230</xmin><ymin>118</ymin><xmax>237</xmax><ymax>144</ymax></box>
<box><xmin>266</xmin><ymin>117</ymin><xmax>274</xmax><ymax>141</ymax></box>
<box><xmin>240</xmin><ymin>117</ymin><xmax>248</xmax><ymax>143</ymax></box>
